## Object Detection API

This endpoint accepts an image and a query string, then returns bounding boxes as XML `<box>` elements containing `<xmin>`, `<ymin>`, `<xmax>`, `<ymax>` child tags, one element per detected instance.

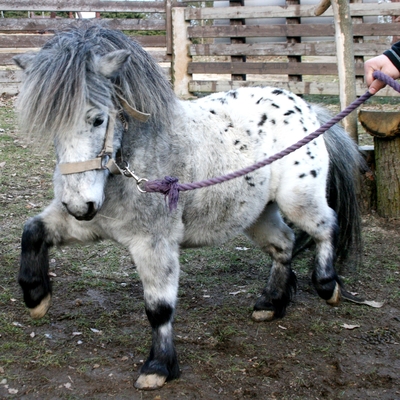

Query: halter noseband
<box><xmin>58</xmin><ymin>95</ymin><xmax>150</xmax><ymax>181</ymax></box>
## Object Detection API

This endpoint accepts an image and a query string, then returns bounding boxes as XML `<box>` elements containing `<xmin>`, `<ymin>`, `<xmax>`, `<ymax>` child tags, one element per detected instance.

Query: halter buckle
<box><xmin>100</xmin><ymin>154</ymin><xmax>111</xmax><ymax>169</ymax></box>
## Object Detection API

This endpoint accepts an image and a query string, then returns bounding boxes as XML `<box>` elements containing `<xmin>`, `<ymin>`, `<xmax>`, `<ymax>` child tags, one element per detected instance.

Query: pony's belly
<box><xmin>181</xmin><ymin>187</ymin><xmax>268</xmax><ymax>247</ymax></box>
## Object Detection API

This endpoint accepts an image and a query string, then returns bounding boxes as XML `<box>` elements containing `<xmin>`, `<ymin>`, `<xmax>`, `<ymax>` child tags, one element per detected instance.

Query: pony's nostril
<box><xmin>86</xmin><ymin>201</ymin><xmax>96</xmax><ymax>216</ymax></box>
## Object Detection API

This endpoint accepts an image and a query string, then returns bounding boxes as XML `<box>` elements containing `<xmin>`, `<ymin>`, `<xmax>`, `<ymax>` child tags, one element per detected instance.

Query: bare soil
<box><xmin>0</xmin><ymin>95</ymin><xmax>399</xmax><ymax>400</ymax></box>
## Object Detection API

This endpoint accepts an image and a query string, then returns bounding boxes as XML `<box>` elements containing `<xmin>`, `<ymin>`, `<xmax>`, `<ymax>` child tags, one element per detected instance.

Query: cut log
<box><xmin>359</xmin><ymin>110</ymin><xmax>400</xmax><ymax>138</ymax></box>
<box><xmin>359</xmin><ymin>110</ymin><xmax>400</xmax><ymax>218</ymax></box>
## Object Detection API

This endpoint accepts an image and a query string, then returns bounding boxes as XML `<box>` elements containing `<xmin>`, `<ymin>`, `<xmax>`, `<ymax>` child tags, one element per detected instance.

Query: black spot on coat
<box><xmin>284</xmin><ymin>110</ymin><xmax>295</xmax><ymax>116</ymax></box>
<box><xmin>258</xmin><ymin>113</ymin><xmax>268</xmax><ymax>126</ymax></box>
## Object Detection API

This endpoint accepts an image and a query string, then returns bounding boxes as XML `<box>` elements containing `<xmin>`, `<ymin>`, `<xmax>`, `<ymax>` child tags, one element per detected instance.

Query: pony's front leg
<box><xmin>19</xmin><ymin>201</ymin><xmax>101</xmax><ymax>319</ymax></box>
<box><xmin>130</xmin><ymin>237</ymin><xmax>181</xmax><ymax>390</ymax></box>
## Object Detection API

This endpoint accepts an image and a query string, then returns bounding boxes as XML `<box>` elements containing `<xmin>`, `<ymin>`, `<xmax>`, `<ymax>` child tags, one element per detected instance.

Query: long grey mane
<box><xmin>16</xmin><ymin>23</ymin><xmax>177</xmax><ymax>139</ymax></box>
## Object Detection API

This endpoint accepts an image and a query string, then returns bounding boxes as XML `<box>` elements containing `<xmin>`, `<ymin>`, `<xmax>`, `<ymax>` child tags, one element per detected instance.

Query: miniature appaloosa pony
<box><xmin>14</xmin><ymin>24</ymin><xmax>361</xmax><ymax>390</ymax></box>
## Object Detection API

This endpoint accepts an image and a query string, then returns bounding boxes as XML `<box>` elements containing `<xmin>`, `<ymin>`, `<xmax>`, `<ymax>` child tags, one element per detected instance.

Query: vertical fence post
<box><xmin>331</xmin><ymin>0</ymin><xmax>358</xmax><ymax>141</ymax></box>
<box><xmin>171</xmin><ymin>7</ymin><xmax>191</xmax><ymax>98</ymax></box>
<box><xmin>230</xmin><ymin>0</ymin><xmax>246</xmax><ymax>81</ymax></box>
<box><xmin>286</xmin><ymin>0</ymin><xmax>302</xmax><ymax>85</ymax></box>
<box><xmin>166</xmin><ymin>0</ymin><xmax>172</xmax><ymax>55</ymax></box>
<box><xmin>351</xmin><ymin>0</ymin><xmax>364</xmax><ymax>91</ymax></box>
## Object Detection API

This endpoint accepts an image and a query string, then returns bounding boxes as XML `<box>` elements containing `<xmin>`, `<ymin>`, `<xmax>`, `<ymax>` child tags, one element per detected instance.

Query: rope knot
<box><xmin>144</xmin><ymin>176</ymin><xmax>180</xmax><ymax>211</ymax></box>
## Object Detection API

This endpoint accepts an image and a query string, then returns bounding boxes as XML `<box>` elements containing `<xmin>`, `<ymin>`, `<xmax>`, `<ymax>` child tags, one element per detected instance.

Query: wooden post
<box><xmin>359</xmin><ymin>110</ymin><xmax>400</xmax><ymax>218</ymax></box>
<box><xmin>330</xmin><ymin>0</ymin><xmax>358</xmax><ymax>142</ymax></box>
<box><xmin>351</xmin><ymin>0</ymin><xmax>364</xmax><ymax>87</ymax></box>
<box><xmin>166</xmin><ymin>0</ymin><xmax>172</xmax><ymax>55</ymax></box>
<box><xmin>286</xmin><ymin>0</ymin><xmax>302</xmax><ymax>85</ymax></box>
<box><xmin>171</xmin><ymin>7</ymin><xmax>191</xmax><ymax>99</ymax></box>
<box><xmin>230</xmin><ymin>0</ymin><xmax>246</xmax><ymax>81</ymax></box>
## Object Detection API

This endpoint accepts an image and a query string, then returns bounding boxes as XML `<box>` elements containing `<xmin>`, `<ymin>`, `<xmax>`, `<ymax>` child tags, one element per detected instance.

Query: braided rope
<box><xmin>144</xmin><ymin>71</ymin><xmax>400</xmax><ymax>210</ymax></box>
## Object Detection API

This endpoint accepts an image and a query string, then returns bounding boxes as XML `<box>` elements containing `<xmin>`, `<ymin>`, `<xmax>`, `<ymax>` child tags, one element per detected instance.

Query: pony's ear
<box><xmin>96</xmin><ymin>50</ymin><xmax>130</xmax><ymax>79</ymax></box>
<box><xmin>13</xmin><ymin>52</ymin><xmax>37</xmax><ymax>70</ymax></box>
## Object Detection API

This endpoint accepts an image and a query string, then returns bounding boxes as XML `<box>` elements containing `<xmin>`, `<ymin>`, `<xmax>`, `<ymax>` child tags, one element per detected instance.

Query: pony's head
<box><xmin>14</xmin><ymin>25</ymin><xmax>176</xmax><ymax>221</ymax></box>
<box><xmin>15</xmin><ymin>47</ymin><xmax>129</xmax><ymax>220</ymax></box>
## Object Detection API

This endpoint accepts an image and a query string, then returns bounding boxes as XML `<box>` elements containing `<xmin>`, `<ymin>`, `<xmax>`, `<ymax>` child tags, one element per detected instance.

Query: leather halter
<box><xmin>58</xmin><ymin>95</ymin><xmax>150</xmax><ymax>176</ymax></box>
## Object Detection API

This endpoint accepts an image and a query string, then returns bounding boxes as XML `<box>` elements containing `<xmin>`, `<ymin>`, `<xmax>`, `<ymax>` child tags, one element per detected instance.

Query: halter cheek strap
<box><xmin>58</xmin><ymin>99</ymin><xmax>150</xmax><ymax>176</ymax></box>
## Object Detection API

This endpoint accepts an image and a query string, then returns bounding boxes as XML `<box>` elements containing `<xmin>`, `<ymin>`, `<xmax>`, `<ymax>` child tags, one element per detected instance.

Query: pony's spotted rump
<box><xmin>15</xmin><ymin>24</ymin><xmax>362</xmax><ymax>390</ymax></box>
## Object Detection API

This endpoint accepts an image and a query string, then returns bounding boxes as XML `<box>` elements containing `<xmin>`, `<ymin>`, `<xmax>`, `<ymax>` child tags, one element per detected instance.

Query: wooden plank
<box><xmin>0</xmin><ymin>54</ymin><xmax>22</xmax><ymax>65</ymax></box>
<box><xmin>188</xmin><ymin>80</ymin><xmax>400</xmax><ymax>97</ymax></box>
<box><xmin>189</xmin><ymin>42</ymin><xmax>389</xmax><ymax>57</ymax></box>
<box><xmin>0</xmin><ymin>66</ymin><xmax>171</xmax><ymax>86</ymax></box>
<box><xmin>185</xmin><ymin>3</ymin><xmax>400</xmax><ymax>20</ymax></box>
<box><xmin>188</xmin><ymin>61</ymin><xmax>364</xmax><ymax>75</ymax></box>
<box><xmin>0</xmin><ymin>82</ymin><xmax>20</xmax><ymax>95</ymax></box>
<box><xmin>0</xmin><ymin>34</ymin><xmax>167</xmax><ymax>48</ymax></box>
<box><xmin>188</xmin><ymin>23</ymin><xmax>399</xmax><ymax>39</ymax></box>
<box><xmin>0</xmin><ymin>0</ymin><xmax>165</xmax><ymax>13</ymax></box>
<box><xmin>0</xmin><ymin>69</ymin><xmax>23</xmax><ymax>83</ymax></box>
<box><xmin>0</xmin><ymin>18</ymin><xmax>166</xmax><ymax>33</ymax></box>
<box><xmin>0</xmin><ymin>50</ymin><xmax>170</xmax><ymax>65</ymax></box>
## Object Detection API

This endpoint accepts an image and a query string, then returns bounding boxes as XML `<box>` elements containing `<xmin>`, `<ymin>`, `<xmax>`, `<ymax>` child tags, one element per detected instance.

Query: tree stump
<box><xmin>359</xmin><ymin>110</ymin><xmax>400</xmax><ymax>218</ymax></box>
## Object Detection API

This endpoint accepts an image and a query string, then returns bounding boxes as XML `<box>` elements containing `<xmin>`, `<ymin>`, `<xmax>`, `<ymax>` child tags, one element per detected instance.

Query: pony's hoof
<box><xmin>326</xmin><ymin>282</ymin><xmax>341</xmax><ymax>306</ymax></box>
<box><xmin>252</xmin><ymin>309</ymin><xmax>275</xmax><ymax>322</ymax></box>
<box><xmin>29</xmin><ymin>294</ymin><xmax>52</xmax><ymax>319</ymax></box>
<box><xmin>134</xmin><ymin>373</ymin><xmax>167</xmax><ymax>390</ymax></box>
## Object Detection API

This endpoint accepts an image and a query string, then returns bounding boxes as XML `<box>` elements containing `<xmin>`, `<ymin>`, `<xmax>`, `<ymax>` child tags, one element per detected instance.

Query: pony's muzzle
<box><xmin>62</xmin><ymin>201</ymin><xmax>98</xmax><ymax>221</ymax></box>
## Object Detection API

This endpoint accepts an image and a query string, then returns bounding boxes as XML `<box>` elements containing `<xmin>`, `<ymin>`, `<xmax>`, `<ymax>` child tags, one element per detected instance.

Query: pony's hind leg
<box><xmin>245</xmin><ymin>202</ymin><xmax>297</xmax><ymax>321</ymax></box>
<box><xmin>278</xmin><ymin>195</ymin><xmax>341</xmax><ymax>307</ymax></box>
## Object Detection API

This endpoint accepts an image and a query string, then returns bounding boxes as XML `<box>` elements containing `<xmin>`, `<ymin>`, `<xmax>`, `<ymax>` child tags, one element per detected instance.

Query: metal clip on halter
<box><xmin>121</xmin><ymin>162</ymin><xmax>148</xmax><ymax>193</ymax></box>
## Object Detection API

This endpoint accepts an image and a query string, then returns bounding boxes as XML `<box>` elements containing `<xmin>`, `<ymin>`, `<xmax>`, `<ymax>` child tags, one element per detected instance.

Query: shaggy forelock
<box><xmin>16</xmin><ymin>23</ymin><xmax>177</xmax><ymax>142</ymax></box>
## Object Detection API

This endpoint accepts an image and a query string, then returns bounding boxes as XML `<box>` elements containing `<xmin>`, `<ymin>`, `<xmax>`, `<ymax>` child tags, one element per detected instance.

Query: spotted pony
<box><xmin>14</xmin><ymin>24</ymin><xmax>362</xmax><ymax>390</ymax></box>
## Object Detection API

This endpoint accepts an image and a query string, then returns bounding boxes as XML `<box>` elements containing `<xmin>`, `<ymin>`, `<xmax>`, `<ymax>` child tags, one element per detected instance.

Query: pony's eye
<box><xmin>93</xmin><ymin>117</ymin><xmax>104</xmax><ymax>127</ymax></box>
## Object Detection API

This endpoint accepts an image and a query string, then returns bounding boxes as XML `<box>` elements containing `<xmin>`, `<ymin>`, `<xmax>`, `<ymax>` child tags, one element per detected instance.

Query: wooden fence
<box><xmin>0</xmin><ymin>0</ymin><xmax>175</xmax><ymax>95</ymax></box>
<box><xmin>1</xmin><ymin>1</ymin><xmax>400</xmax><ymax>98</ymax></box>
<box><xmin>183</xmin><ymin>1</ymin><xmax>400</xmax><ymax>97</ymax></box>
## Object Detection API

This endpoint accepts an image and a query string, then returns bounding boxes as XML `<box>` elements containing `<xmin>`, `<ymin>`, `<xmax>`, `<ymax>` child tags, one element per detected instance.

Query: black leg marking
<box><xmin>254</xmin><ymin>267</ymin><xmax>297</xmax><ymax>319</ymax></box>
<box><xmin>19</xmin><ymin>218</ymin><xmax>52</xmax><ymax>309</ymax></box>
<box><xmin>141</xmin><ymin>302</ymin><xmax>180</xmax><ymax>381</ymax></box>
<box><xmin>312</xmin><ymin>272</ymin><xmax>342</xmax><ymax>301</ymax></box>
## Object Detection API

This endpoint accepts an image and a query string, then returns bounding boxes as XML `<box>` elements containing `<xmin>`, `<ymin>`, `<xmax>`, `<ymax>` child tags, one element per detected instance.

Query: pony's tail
<box><xmin>294</xmin><ymin>105</ymin><xmax>363</xmax><ymax>268</ymax></box>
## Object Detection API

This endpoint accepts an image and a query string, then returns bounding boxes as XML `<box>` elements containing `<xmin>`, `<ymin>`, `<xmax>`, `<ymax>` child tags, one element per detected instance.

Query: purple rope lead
<box><xmin>144</xmin><ymin>71</ymin><xmax>400</xmax><ymax>211</ymax></box>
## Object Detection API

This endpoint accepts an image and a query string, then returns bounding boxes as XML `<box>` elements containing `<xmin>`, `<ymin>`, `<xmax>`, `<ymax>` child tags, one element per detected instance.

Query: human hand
<box><xmin>364</xmin><ymin>54</ymin><xmax>400</xmax><ymax>94</ymax></box>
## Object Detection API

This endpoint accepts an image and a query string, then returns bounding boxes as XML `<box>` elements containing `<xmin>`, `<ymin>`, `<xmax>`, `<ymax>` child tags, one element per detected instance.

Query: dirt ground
<box><xmin>0</xmin><ymin>95</ymin><xmax>399</xmax><ymax>399</ymax></box>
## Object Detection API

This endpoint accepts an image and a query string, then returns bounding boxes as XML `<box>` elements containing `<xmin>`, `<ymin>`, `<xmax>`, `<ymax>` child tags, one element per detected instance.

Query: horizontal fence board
<box><xmin>0</xmin><ymin>34</ymin><xmax>167</xmax><ymax>48</ymax></box>
<box><xmin>0</xmin><ymin>82</ymin><xmax>20</xmax><ymax>95</ymax></box>
<box><xmin>189</xmin><ymin>42</ymin><xmax>389</xmax><ymax>57</ymax></box>
<box><xmin>0</xmin><ymin>50</ymin><xmax>171</xmax><ymax>65</ymax></box>
<box><xmin>0</xmin><ymin>54</ymin><xmax>21</xmax><ymax>65</ymax></box>
<box><xmin>0</xmin><ymin>67</ymin><xmax>172</xmax><ymax>95</ymax></box>
<box><xmin>188</xmin><ymin>23</ymin><xmax>398</xmax><ymax>38</ymax></box>
<box><xmin>0</xmin><ymin>0</ymin><xmax>166</xmax><ymax>13</ymax></box>
<box><xmin>188</xmin><ymin>80</ymin><xmax>400</xmax><ymax>97</ymax></box>
<box><xmin>0</xmin><ymin>18</ymin><xmax>166</xmax><ymax>33</ymax></box>
<box><xmin>0</xmin><ymin>69</ymin><xmax>23</xmax><ymax>83</ymax></box>
<box><xmin>188</xmin><ymin>62</ymin><xmax>364</xmax><ymax>75</ymax></box>
<box><xmin>185</xmin><ymin>3</ymin><xmax>400</xmax><ymax>20</ymax></box>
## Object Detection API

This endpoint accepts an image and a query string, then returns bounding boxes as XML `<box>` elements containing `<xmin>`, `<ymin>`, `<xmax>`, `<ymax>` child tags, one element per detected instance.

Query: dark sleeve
<box><xmin>384</xmin><ymin>41</ymin><xmax>400</xmax><ymax>72</ymax></box>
